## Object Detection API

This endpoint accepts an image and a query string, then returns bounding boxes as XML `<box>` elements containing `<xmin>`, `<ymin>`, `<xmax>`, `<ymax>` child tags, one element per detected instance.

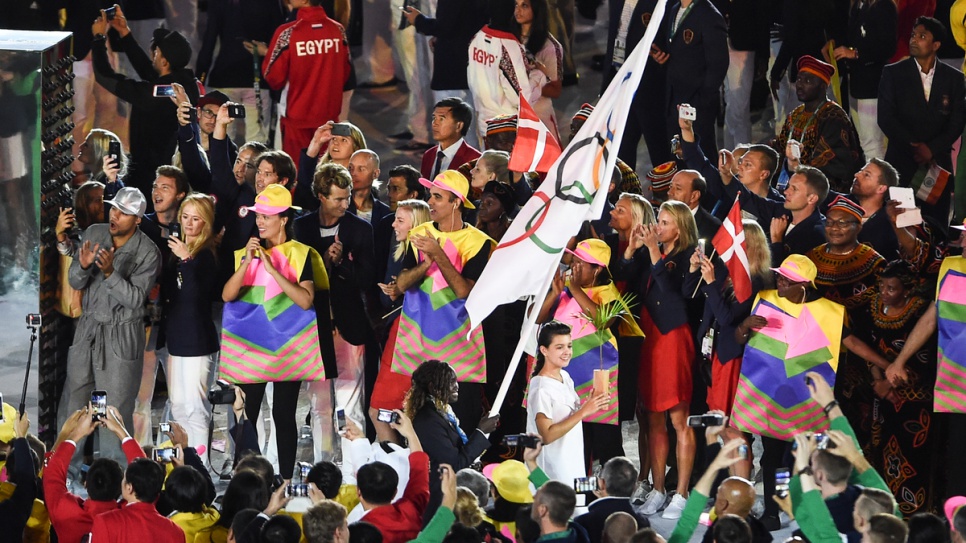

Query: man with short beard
<box><xmin>59</xmin><ymin>187</ymin><xmax>161</xmax><ymax>475</ymax></box>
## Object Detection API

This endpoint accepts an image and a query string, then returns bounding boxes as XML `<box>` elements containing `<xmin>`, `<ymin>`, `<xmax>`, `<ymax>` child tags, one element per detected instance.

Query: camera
<box><xmin>287</xmin><ymin>483</ymin><xmax>309</xmax><ymax>497</ymax></box>
<box><xmin>159</xmin><ymin>422</ymin><xmax>171</xmax><ymax>434</ymax></box>
<box><xmin>331</xmin><ymin>123</ymin><xmax>352</xmax><ymax>137</ymax></box>
<box><xmin>153</xmin><ymin>447</ymin><xmax>179</xmax><ymax>463</ymax></box>
<box><xmin>686</xmin><ymin>413</ymin><xmax>725</xmax><ymax>428</ymax></box>
<box><xmin>26</xmin><ymin>313</ymin><xmax>41</xmax><ymax>329</ymax></box>
<box><xmin>91</xmin><ymin>390</ymin><xmax>107</xmax><ymax>421</ymax></box>
<box><xmin>207</xmin><ymin>379</ymin><xmax>236</xmax><ymax>405</ymax></box>
<box><xmin>377</xmin><ymin>409</ymin><xmax>401</xmax><ymax>424</ymax></box>
<box><xmin>775</xmin><ymin>468</ymin><xmax>791</xmax><ymax>499</ymax></box>
<box><xmin>678</xmin><ymin>105</ymin><xmax>697</xmax><ymax>121</ymax></box>
<box><xmin>503</xmin><ymin>434</ymin><xmax>540</xmax><ymax>449</ymax></box>
<box><xmin>227</xmin><ymin>104</ymin><xmax>246</xmax><ymax>118</ymax></box>
<box><xmin>573</xmin><ymin>477</ymin><xmax>598</xmax><ymax>493</ymax></box>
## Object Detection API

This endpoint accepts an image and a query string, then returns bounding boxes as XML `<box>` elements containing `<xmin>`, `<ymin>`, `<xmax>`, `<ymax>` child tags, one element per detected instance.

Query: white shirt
<box><xmin>527</xmin><ymin>371</ymin><xmax>585</xmax><ymax>484</ymax></box>
<box><xmin>437</xmin><ymin>138</ymin><xmax>466</xmax><ymax>174</ymax></box>
<box><xmin>916</xmin><ymin>59</ymin><xmax>936</xmax><ymax>102</ymax></box>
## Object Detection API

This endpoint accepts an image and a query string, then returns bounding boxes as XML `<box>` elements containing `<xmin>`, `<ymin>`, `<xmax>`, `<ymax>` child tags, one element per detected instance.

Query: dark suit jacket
<box><xmin>878</xmin><ymin>57</ymin><xmax>966</xmax><ymax>181</ymax></box>
<box><xmin>349</xmin><ymin>194</ymin><xmax>393</xmax><ymax>229</ymax></box>
<box><xmin>574</xmin><ymin>497</ymin><xmax>651</xmax><ymax>543</ymax></box>
<box><xmin>661</xmin><ymin>0</ymin><xmax>729</xmax><ymax>110</ymax></box>
<box><xmin>413</xmin><ymin>0</ymin><xmax>488</xmax><ymax>90</ymax></box>
<box><xmin>842</xmin><ymin>0</ymin><xmax>896</xmax><ymax>99</ymax></box>
<box><xmin>420</xmin><ymin>141</ymin><xmax>482</xmax><ymax>180</ymax></box>
<box><xmin>694</xmin><ymin>205</ymin><xmax>722</xmax><ymax>241</ymax></box>
<box><xmin>411</xmin><ymin>403</ymin><xmax>491</xmax><ymax>522</ymax></box>
<box><xmin>295</xmin><ymin>211</ymin><xmax>375</xmax><ymax>349</ymax></box>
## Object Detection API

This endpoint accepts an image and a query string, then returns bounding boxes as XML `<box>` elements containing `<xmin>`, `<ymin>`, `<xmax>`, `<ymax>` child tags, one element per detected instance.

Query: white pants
<box><xmin>218</xmin><ymin>87</ymin><xmax>273</xmax><ymax>144</ymax></box>
<box><xmin>308</xmin><ymin>331</ymin><xmax>365</xmax><ymax>462</ymax></box>
<box><xmin>850</xmin><ymin>98</ymin><xmax>885</xmax><ymax>160</ymax></box>
<box><xmin>164</xmin><ymin>354</ymin><xmax>214</xmax><ymax>448</ymax></box>
<box><xmin>724</xmin><ymin>46</ymin><xmax>754</xmax><ymax>149</ymax></box>
<box><xmin>769</xmin><ymin>38</ymin><xmax>798</xmax><ymax>137</ymax></box>
<box><xmin>392</xmin><ymin>23</ymin><xmax>432</xmax><ymax>143</ymax></box>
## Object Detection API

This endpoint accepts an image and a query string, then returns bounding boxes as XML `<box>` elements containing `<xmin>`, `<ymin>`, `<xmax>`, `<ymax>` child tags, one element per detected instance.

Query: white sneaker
<box><xmin>639</xmin><ymin>490</ymin><xmax>667</xmax><ymax>515</ymax></box>
<box><xmin>662</xmin><ymin>494</ymin><xmax>688</xmax><ymax>519</ymax></box>
<box><xmin>631</xmin><ymin>481</ymin><xmax>654</xmax><ymax>504</ymax></box>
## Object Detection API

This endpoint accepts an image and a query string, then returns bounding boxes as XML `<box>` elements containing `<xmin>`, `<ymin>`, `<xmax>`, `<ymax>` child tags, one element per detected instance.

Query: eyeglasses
<box><xmin>826</xmin><ymin>219</ymin><xmax>859</xmax><ymax>229</ymax></box>
<box><xmin>199</xmin><ymin>108</ymin><xmax>218</xmax><ymax>119</ymax></box>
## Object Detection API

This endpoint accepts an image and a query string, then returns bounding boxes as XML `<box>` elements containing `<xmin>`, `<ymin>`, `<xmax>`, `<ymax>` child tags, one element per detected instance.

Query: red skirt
<box><xmin>370</xmin><ymin>318</ymin><xmax>413</xmax><ymax>410</ymax></box>
<box><xmin>708</xmin><ymin>352</ymin><xmax>741</xmax><ymax>416</ymax></box>
<box><xmin>637</xmin><ymin>308</ymin><xmax>694</xmax><ymax>413</ymax></box>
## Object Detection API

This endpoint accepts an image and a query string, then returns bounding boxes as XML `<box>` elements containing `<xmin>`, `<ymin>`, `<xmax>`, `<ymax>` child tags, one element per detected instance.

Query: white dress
<box><xmin>526</xmin><ymin>370</ymin><xmax>585</xmax><ymax>484</ymax></box>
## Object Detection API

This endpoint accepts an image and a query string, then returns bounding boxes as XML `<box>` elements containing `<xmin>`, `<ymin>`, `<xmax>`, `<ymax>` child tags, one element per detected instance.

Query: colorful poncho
<box><xmin>935</xmin><ymin>256</ymin><xmax>966</xmax><ymax>413</ymax></box>
<box><xmin>220</xmin><ymin>241</ymin><xmax>329</xmax><ymax>384</ymax></box>
<box><xmin>551</xmin><ymin>283</ymin><xmax>643</xmax><ymax>425</ymax></box>
<box><xmin>391</xmin><ymin>222</ymin><xmax>495</xmax><ymax>383</ymax></box>
<box><xmin>731</xmin><ymin>290</ymin><xmax>845</xmax><ymax>440</ymax></box>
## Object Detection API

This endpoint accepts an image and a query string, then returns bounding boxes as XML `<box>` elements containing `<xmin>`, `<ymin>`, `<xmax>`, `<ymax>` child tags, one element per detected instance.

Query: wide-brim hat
<box><xmin>419</xmin><ymin>170</ymin><xmax>475</xmax><ymax>209</ymax></box>
<box><xmin>244</xmin><ymin>184</ymin><xmax>302</xmax><ymax>215</ymax></box>
<box><xmin>770</xmin><ymin>254</ymin><xmax>817</xmax><ymax>286</ymax></box>
<box><xmin>487</xmin><ymin>460</ymin><xmax>534</xmax><ymax>504</ymax></box>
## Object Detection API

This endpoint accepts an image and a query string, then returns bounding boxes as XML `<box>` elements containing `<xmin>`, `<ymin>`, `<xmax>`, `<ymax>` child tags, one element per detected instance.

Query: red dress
<box><xmin>637</xmin><ymin>307</ymin><xmax>694</xmax><ymax>413</ymax></box>
<box><xmin>370</xmin><ymin>318</ymin><xmax>412</xmax><ymax>410</ymax></box>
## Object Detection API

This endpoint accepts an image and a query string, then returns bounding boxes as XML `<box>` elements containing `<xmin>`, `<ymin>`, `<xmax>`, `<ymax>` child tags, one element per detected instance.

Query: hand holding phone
<box><xmin>91</xmin><ymin>390</ymin><xmax>108</xmax><ymax>421</ymax></box>
<box><xmin>153</xmin><ymin>85</ymin><xmax>176</xmax><ymax>98</ymax></box>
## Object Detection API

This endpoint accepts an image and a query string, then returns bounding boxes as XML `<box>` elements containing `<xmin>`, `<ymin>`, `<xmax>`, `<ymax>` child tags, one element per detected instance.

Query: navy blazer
<box><xmin>574</xmin><ymin>497</ymin><xmax>651</xmax><ymax>543</ymax></box>
<box><xmin>294</xmin><ymin>211</ymin><xmax>376</xmax><ymax>348</ymax></box>
<box><xmin>661</xmin><ymin>0</ymin><xmax>729</xmax><ymax>110</ymax></box>
<box><xmin>879</xmin><ymin>57</ymin><xmax>966</xmax><ymax>181</ymax></box>
<box><xmin>626</xmin><ymin>247</ymin><xmax>693</xmax><ymax>334</ymax></box>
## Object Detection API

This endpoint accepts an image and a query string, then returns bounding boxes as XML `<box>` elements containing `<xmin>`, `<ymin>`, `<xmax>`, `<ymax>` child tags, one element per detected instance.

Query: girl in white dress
<box><xmin>526</xmin><ymin>321</ymin><xmax>608</xmax><ymax>483</ymax></box>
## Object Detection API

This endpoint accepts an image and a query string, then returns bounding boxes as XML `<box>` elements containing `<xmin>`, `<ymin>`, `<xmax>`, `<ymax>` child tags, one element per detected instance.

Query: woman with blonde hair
<box><xmin>470</xmin><ymin>150</ymin><xmax>511</xmax><ymax>191</ymax></box>
<box><xmin>684</xmin><ymin>220</ymin><xmax>772</xmax><ymax>420</ymax></box>
<box><xmin>455</xmin><ymin>486</ymin><xmax>511</xmax><ymax>543</ymax></box>
<box><xmin>294</xmin><ymin>122</ymin><xmax>367</xmax><ymax>210</ymax></box>
<box><xmin>157</xmin><ymin>193</ymin><xmax>220</xmax><ymax>456</ymax></box>
<box><xmin>629</xmin><ymin>199</ymin><xmax>699</xmax><ymax>518</ymax></box>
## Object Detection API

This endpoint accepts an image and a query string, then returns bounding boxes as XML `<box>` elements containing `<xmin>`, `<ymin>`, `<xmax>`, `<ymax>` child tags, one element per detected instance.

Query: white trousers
<box><xmin>391</xmin><ymin>15</ymin><xmax>432</xmax><ymax>143</ymax></box>
<box><xmin>164</xmin><ymin>353</ymin><xmax>215</xmax><ymax>463</ymax></box>
<box><xmin>769</xmin><ymin>38</ymin><xmax>798</xmax><ymax>137</ymax></box>
<box><xmin>308</xmin><ymin>331</ymin><xmax>366</xmax><ymax>462</ymax></box>
<box><xmin>724</xmin><ymin>47</ymin><xmax>754</xmax><ymax>149</ymax></box>
<box><xmin>850</xmin><ymin>98</ymin><xmax>885</xmax><ymax>160</ymax></box>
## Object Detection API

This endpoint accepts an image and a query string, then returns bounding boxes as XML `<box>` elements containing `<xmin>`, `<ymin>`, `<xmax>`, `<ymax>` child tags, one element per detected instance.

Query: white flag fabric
<box><xmin>465</xmin><ymin>0</ymin><xmax>668</xmax><ymax>331</ymax></box>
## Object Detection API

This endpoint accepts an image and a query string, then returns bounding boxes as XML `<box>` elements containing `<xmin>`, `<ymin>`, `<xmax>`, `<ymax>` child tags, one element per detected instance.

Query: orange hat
<box><xmin>797</xmin><ymin>55</ymin><xmax>835</xmax><ymax>85</ymax></box>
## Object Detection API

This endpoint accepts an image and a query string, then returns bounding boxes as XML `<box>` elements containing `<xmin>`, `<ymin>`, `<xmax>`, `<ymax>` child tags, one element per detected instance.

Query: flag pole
<box><xmin>690</xmin><ymin>247</ymin><xmax>718</xmax><ymax>298</ymax></box>
<box><xmin>488</xmin><ymin>264</ymin><xmax>557</xmax><ymax>416</ymax></box>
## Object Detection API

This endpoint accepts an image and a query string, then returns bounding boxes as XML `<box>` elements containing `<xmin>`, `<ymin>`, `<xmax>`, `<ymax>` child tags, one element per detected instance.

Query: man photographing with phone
<box><xmin>90</xmin><ymin>4</ymin><xmax>199</xmax><ymax>210</ymax></box>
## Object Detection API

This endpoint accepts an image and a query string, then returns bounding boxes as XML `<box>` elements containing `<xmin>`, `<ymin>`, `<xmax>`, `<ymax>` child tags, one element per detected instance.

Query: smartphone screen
<box><xmin>153</xmin><ymin>85</ymin><xmax>176</xmax><ymax>98</ymax></box>
<box><xmin>91</xmin><ymin>390</ymin><xmax>107</xmax><ymax>421</ymax></box>
<box><xmin>336</xmin><ymin>409</ymin><xmax>346</xmax><ymax>430</ymax></box>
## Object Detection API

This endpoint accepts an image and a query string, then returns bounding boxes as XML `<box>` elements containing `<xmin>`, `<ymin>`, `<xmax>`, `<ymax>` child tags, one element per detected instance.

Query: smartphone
<box><xmin>108</xmin><ymin>140</ymin><xmax>121</xmax><ymax>168</ymax></box>
<box><xmin>331</xmin><ymin>123</ymin><xmax>353</xmax><ymax>137</ymax></box>
<box><xmin>697</xmin><ymin>238</ymin><xmax>706</xmax><ymax>255</ymax></box>
<box><xmin>813</xmin><ymin>433</ymin><xmax>831</xmax><ymax>450</ymax></box>
<box><xmin>299</xmin><ymin>462</ymin><xmax>312</xmax><ymax>480</ymax></box>
<box><xmin>790</xmin><ymin>142</ymin><xmax>802</xmax><ymax>160</ymax></box>
<box><xmin>503</xmin><ymin>434</ymin><xmax>540</xmax><ymax>448</ymax></box>
<box><xmin>286</xmin><ymin>483</ymin><xmax>309</xmax><ymax>497</ymax></box>
<box><xmin>153</xmin><ymin>447</ymin><xmax>179</xmax><ymax>463</ymax></box>
<box><xmin>805</xmin><ymin>375</ymin><xmax>815</xmax><ymax>387</ymax></box>
<box><xmin>738</xmin><ymin>444</ymin><xmax>749</xmax><ymax>458</ymax></box>
<box><xmin>187</xmin><ymin>107</ymin><xmax>198</xmax><ymax>124</ymax></box>
<box><xmin>686</xmin><ymin>413</ymin><xmax>725</xmax><ymax>427</ymax></box>
<box><xmin>152</xmin><ymin>84</ymin><xmax>176</xmax><ymax>98</ymax></box>
<box><xmin>159</xmin><ymin>422</ymin><xmax>171</xmax><ymax>434</ymax></box>
<box><xmin>336</xmin><ymin>408</ymin><xmax>346</xmax><ymax>430</ymax></box>
<box><xmin>227</xmin><ymin>104</ymin><xmax>246</xmax><ymax>118</ymax></box>
<box><xmin>104</xmin><ymin>6</ymin><xmax>117</xmax><ymax>20</ymax></box>
<box><xmin>679</xmin><ymin>105</ymin><xmax>697</xmax><ymax>121</ymax></box>
<box><xmin>573</xmin><ymin>477</ymin><xmax>598</xmax><ymax>493</ymax></box>
<box><xmin>91</xmin><ymin>390</ymin><xmax>107</xmax><ymax>421</ymax></box>
<box><xmin>775</xmin><ymin>467</ymin><xmax>791</xmax><ymax>498</ymax></box>
<box><xmin>377</xmin><ymin>408</ymin><xmax>400</xmax><ymax>424</ymax></box>
<box><xmin>168</xmin><ymin>222</ymin><xmax>181</xmax><ymax>239</ymax></box>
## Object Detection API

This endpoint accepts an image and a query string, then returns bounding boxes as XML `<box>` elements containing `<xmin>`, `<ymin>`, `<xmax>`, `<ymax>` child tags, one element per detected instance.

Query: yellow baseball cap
<box><xmin>419</xmin><ymin>170</ymin><xmax>475</xmax><ymax>209</ymax></box>
<box><xmin>771</xmin><ymin>254</ymin><xmax>817</xmax><ymax>287</ymax></box>
<box><xmin>565</xmin><ymin>238</ymin><xmax>611</xmax><ymax>267</ymax></box>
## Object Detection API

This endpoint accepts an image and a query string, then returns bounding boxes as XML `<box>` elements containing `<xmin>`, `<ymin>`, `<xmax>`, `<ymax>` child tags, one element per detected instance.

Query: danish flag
<box><xmin>508</xmin><ymin>93</ymin><xmax>561</xmax><ymax>174</ymax></box>
<box><xmin>711</xmin><ymin>197</ymin><xmax>753</xmax><ymax>303</ymax></box>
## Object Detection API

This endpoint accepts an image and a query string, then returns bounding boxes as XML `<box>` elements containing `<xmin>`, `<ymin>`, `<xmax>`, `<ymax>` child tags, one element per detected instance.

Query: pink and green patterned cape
<box><xmin>220</xmin><ymin>241</ymin><xmax>329</xmax><ymax>384</ymax></box>
<box><xmin>731</xmin><ymin>290</ymin><xmax>844</xmax><ymax>441</ymax></box>
<box><xmin>935</xmin><ymin>257</ymin><xmax>966</xmax><ymax>413</ymax></box>
<box><xmin>391</xmin><ymin>222</ymin><xmax>494</xmax><ymax>383</ymax></box>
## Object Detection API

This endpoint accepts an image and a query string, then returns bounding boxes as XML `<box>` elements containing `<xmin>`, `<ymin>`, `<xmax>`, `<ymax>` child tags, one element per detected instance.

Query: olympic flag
<box><xmin>465</xmin><ymin>0</ymin><xmax>668</xmax><ymax>414</ymax></box>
